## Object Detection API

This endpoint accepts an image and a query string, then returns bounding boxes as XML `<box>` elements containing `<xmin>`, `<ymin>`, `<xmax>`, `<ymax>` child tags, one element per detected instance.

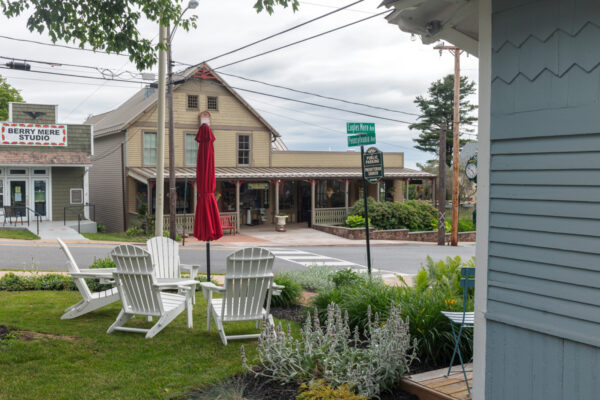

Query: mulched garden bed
<box><xmin>185</xmin><ymin>372</ymin><xmax>419</xmax><ymax>400</ymax></box>
<box><xmin>270</xmin><ymin>305</ymin><xmax>307</xmax><ymax>324</ymax></box>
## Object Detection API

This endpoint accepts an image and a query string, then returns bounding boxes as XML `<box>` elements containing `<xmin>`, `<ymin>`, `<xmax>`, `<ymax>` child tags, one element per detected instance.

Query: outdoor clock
<box><xmin>465</xmin><ymin>157</ymin><xmax>477</xmax><ymax>182</ymax></box>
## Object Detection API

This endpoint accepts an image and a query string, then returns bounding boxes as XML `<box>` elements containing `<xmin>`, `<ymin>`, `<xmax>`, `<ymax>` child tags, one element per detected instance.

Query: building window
<box><xmin>143</xmin><ymin>132</ymin><xmax>157</xmax><ymax>165</ymax></box>
<box><xmin>33</xmin><ymin>169</ymin><xmax>47</xmax><ymax>175</ymax></box>
<box><xmin>187</xmin><ymin>95</ymin><xmax>198</xmax><ymax>109</ymax></box>
<box><xmin>70</xmin><ymin>188</ymin><xmax>84</xmax><ymax>205</ymax></box>
<box><xmin>9</xmin><ymin>169</ymin><xmax>27</xmax><ymax>175</ymax></box>
<box><xmin>316</xmin><ymin>179</ymin><xmax>345</xmax><ymax>208</ymax></box>
<box><xmin>185</xmin><ymin>133</ymin><xmax>198</xmax><ymax>166</ymax></box>
<box><xmin>238</xmin><ymin>134</ymin><xmax>250</xmax><ymax>166</ymax></box>
<box><xmin>207</xmin><ymin>96</ymin><xmax>218</xmax><ymax>111</ymax></box>
<box><xmin>279</xmin><ymin>181</ymin><xmax>294</xmax><ymax>209</ymax></box>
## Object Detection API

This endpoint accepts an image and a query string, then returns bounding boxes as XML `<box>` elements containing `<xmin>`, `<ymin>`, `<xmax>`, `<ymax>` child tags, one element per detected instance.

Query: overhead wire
<box><xmin>0</xmin><ymin>34</ymin><xmax>131</xmax><ymax>57</ymax></box>
<box><xmin>199</xmin><ymin>0</ymin><xmax>365</xmax><ymax>65</ymax></box>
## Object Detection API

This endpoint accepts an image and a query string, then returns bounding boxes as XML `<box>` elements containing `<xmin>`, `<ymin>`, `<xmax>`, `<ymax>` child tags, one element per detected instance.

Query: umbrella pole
<box><xmin>206</xmin><ymin>240</ymin><xmax>211</xmax><ymax>282</ymax></box>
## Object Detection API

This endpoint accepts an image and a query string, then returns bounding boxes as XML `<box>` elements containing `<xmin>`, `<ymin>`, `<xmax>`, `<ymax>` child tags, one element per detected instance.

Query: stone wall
<box><xmin>313</xmin><ymin>224</ymin><xmax>476</xmax><ymax>242</ymax></box>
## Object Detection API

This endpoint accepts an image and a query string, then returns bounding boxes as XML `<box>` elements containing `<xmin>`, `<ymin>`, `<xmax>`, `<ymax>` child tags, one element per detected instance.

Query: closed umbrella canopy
<box><xmin>193</xmin><ymin>124</ymin><xmax>223</xmax><ymax>279</ymax></box>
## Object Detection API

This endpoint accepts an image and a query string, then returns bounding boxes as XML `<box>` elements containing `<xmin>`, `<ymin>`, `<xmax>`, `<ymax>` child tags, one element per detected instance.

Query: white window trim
<box><xmin>207</xmin><ymin>96</ymin><xmax>219</xmax><ymax>111</ymax></box>
<box><xmin>236</xmin><ymin>133</ymin><xmax>252</xmax><ymax>167</ymax></box>
<box><xmin>70</xmin><ymin>188</ymin><xmax>84</xmax><ymax>205</ymax></box>
<box><xmin>184</xmin><ymin>132</ymin><xmax>198</xmax><ymax>166</ymax></box>
<box><xmin>143</xmin><ymin>131</ymin><xmax>158</xmax><ymax>166</ymax></box>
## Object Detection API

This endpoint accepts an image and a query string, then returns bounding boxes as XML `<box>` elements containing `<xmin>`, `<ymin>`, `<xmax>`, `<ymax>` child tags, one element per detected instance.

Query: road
<box><xmin>0</xmin><ymin>240</ymin><xmax>475</xmax><ymax>275</ymax></box>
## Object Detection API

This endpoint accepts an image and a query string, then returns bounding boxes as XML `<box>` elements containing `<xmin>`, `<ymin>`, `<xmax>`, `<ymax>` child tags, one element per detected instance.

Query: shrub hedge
<box><xmin>349</xmin><ymin>198</ymin><xmax>437</xmax><ymax>231</ymax></box>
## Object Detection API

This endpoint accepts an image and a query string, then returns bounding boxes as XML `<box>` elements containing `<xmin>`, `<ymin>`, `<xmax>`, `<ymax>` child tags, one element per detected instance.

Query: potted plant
<box><xmin>275</xmin><ymin>213</ymin><xmax>288</xmax><ymax>232</ymax></box>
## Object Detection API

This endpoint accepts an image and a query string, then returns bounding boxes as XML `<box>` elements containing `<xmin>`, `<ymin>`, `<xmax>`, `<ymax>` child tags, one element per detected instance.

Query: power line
<box><xmin>213</xmin><ymin>10</ymin><xmax>390</xmax><ymax>70</ymax></box>
<box><xmin>0</xmin><ymin>74</ymin><xmax>141</xmax><ymax>89</ymax></box>
<box><xmin>219</xmin><ymin>71</ymin><xmax>419</xmax><ymax>116</ymax></box>
<box><xmin>0</xmin><ymin>66</ymin><xmax>146</xmax><ymax>85</ymax></box>
<box><xmin>302</xmin><ymin>1</ymin><xmax>378</xmax><ymax>15</ymax></box>
<box><xmin>204</xmin><ymin>79</ymin><xmax>412</xmax><ymax>124</ymax></box>
<box><xmin>0</xmin><ymin>34</ymin><xmax>130</xmax><ymax>57</ymax></box>
<box><xmin>199</xmin><ymin>0</ymin><xmax>365</xmax><ymax>65</ymax></box>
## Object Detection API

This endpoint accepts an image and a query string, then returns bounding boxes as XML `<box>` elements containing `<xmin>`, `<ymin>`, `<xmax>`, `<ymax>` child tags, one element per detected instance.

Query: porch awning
<box><xmin>128</xmin><ymin>166</ymin><xmax>436</xmax><ymax>184</ymax></box>
<box><xmin>0</xmin><ymin>150</ymin><xmax>91</xmax><ymax>166</ymax></box>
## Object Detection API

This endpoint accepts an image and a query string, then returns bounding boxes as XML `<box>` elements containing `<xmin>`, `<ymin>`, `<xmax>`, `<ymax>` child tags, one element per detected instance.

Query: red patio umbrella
<box><xmin>193</xmin><ymin>124</ymin><xmax>223</xmax><ymax>280</ymax></box>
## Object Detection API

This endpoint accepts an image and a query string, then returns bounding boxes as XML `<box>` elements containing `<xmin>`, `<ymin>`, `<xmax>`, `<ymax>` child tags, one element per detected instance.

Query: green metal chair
<box><xmin>441</xmin><ymin>267</ymin><xmax>475</xmax><ymax>396</ymax></box>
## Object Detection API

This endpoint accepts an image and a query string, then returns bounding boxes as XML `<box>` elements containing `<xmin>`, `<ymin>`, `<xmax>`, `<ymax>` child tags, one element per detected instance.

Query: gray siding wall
<box><xmin>487</xmin><ymin>0</ymin><xmax>600</xmax><ymax>398</ymax></box>
<box><xmin>10</xmin><ymin>103</ymin><xmax>56</xmax><ymax>124</ymax></box>
<box><xmin>51</xmin><ymin>167</ymin><xmax>85</xmax><ymax>219</ymax></box>
<box><xmin>89</xmin><ymin>133</ymin><xmax>125</xmax><ymax>232</ymax></box>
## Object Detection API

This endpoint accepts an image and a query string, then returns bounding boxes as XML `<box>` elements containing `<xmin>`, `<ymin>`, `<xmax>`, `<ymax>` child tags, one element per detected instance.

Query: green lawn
<box><xmin>82</xmin><ymin>232</ymin><xmax>148</xmax><ymax>242</ymax></box>
<box><xmin>0</xmin><ymin>291</ymin><xmax>293</xmax><ymax>399</ymax></box>
<box><xmin>0</xmin><ymin>229</ymin><xmax>40</xmax><ymax>240</ymax></box>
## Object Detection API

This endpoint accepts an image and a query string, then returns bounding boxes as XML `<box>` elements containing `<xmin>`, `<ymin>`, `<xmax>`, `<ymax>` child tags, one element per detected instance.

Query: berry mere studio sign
<box><xmin>1</xmin><ymin>122</ymin><xmax>67</xmax><ymax>147</ymax></box>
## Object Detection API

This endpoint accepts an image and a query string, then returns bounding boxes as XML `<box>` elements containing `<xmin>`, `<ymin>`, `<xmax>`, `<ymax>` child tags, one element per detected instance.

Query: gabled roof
<box><xmin>381</xmin><ymin>0</ymin><xmax>479</xmax><ymax>56</ymax></box>
<box><xmin>85</xmin><ymin>63</ymin><xmax>281</xmax><ymax>138</ymax></box>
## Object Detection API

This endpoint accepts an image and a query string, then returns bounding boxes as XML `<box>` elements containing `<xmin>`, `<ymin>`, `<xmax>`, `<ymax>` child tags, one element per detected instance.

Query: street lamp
<box><xmin>167</xmin><ymin>0</ymin><xmax>198</xmax><ymax>240</ymax></box>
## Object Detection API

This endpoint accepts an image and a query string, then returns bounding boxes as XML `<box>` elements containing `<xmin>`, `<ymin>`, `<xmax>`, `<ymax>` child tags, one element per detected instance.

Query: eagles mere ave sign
<box><xmin>1</xmin><ymin>122</ymin><xmax>68</xmax><ymax>147</ymax></box>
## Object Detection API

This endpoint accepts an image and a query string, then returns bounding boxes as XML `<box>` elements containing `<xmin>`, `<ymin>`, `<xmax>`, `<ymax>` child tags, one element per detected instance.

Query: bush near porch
<box><xmin>349</xmin><ymin>198</ymin><xmax>437</xmax><ymax>231</ymax></box>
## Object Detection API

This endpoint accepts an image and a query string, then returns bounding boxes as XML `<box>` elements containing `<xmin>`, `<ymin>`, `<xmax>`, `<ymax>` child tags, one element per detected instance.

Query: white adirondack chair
<box><xmin>146</xmin><ymin>237</ymin><xmax>200</xmax><ymax>279</ymax></box>
<box><xmin>200</xmin><ymin>247</ymin><xmax>284</xmax><ymax>345</ymax></box>
<box><xmin>57</xmin><ymin>238</ymin><xmax>119</xmax><ymax>320</ymax></box>
<box><xmin>107</xmin><ymin>244</ymin><xmax>197</xmax><ymax>338</ymax></box>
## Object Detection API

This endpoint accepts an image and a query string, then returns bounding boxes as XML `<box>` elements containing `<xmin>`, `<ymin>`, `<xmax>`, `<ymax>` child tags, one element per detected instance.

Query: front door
<box><xmin>297</xmin><ymin>181</ymin><xmax>311</xmax><ymax>225</ymax></box>
<box><xmin>10</xmin><ymin>180</ymin><xmax>26</xmax><ymax>216</ymax></box>
<box><xmin>33</xmin><ymin>179</ymin><xmax>48</xmax><ymax>218</ymax></box>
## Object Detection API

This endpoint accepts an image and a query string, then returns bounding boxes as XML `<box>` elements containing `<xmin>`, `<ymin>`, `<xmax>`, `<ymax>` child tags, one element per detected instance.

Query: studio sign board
<box><xmin>1</xmin><ymin>122</ymin><xmax>67</xmax><ymax>147</ymax></box>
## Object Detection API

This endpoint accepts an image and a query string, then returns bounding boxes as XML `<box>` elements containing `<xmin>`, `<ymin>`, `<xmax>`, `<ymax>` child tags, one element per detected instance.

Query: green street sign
<box><xmin>347</xmin><ymin>122</ymin><xmax>376</xmax><ymax>147</ymax></box>
<box><xmin>363</xmin><ymin>146</ymin><xmax>384</xmax><ymax>184</ymax></box>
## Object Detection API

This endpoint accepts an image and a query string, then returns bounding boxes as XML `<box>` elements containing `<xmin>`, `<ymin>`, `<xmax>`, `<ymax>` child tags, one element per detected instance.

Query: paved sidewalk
<box><xmin>184</xmin><ymin>223</ymin><xmax>408</xmax><ymax>248</ymax></box>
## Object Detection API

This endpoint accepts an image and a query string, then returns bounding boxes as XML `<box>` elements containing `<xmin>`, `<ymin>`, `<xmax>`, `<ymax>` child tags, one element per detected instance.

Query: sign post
<box><xmin>347</xmin><ymin>123</ymin><xmax>380</xmax><ymax>277</ymax></box>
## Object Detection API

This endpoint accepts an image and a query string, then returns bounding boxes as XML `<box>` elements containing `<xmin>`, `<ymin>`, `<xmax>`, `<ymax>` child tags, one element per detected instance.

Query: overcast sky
<box><xmin>0</xmin><ymin>0</ymin><xmax>479</xmax><ymax>169</ymax></box>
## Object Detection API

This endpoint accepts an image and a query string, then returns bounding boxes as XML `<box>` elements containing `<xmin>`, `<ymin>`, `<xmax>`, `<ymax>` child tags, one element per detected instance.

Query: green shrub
<box><xmin>0</xmin><ymin>273</ymin><xmax>114</xmax><ymax>292</ymax></box>
<box><xmin>397</xmin><ymin>286</ymin><xmax>472</xmax><ymax>367</ymax></box>
<box><xmin>344</xmin><ymin>215</ymin><xmax>369</xmax><ymax>228</ymax></box>
<box><xmin>244</xmin><ymin>303</ymin><xmax>416</xmax><ymax>398</ymax></box>
<box><xmin>283</xmin><ymin>265</ymin><xmax>337</xmax><ymax>292</ymax></box>
<box><xmin>297</xmin><ymin>380</ymin><xmax>367</xmax><ymax>400</ymax></box>
<box><xmin>270</xmin><ymin>273</ymin><xmax>302</xmax><ymax>308</ymax></box>
<box><xmin>430</xmin><ymin>218</ymin><xmax>451</xmax><ymax>232</ymax></box>
<box><xmin>89</xmin><ymin>257</ymin><xmax>115</xmax><ymax>269</ymax></box>
<box><xmin>418</xmin><ymin>256</ymin><xmax>475</xmax><ymax>297</ymax></box>
<box><xmin>350</xmin><ymin>198</ymin><xmax>437</xmax><ymax>231</ymax></box>
<box><xmin>96</xmin><ymin>223</ymin><xmax>106</xmax><ymax>233</ymax></box>
<box><xmin>330</xmin><ymin>268</ymin><xmax>362</xmax><ymax>288</ymax></box>
<box><xmin>125</xmin><ymin>226</ymin><xmax>143</xmax><ymax>237</ymax></box>
<box><xmin>458</xmin><ymin>219</ymin><xmax>475</xmax><ymax>232</ymax></box>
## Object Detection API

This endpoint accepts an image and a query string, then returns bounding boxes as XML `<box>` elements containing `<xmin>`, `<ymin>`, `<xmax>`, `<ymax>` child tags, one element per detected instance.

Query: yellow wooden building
<box><xmin>86</xmin><ymin>64</ymin><xmax>435</xmax><ymax>233</ymax></box>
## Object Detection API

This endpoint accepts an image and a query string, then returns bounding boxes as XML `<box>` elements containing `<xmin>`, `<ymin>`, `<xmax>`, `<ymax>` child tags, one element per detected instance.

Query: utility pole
<box><xmin>167</xmin><ymin>24</ymin><xmax>177</xmax><ymax>240</ymax></box>
<box><xmin>437</xmin><ymin>123</ymin><xmax>447</xmax><ymax>246</ymax></box>
<box><xmin>155</xmin><ymin>24</ymin><xmax>167</xmax><ymax>237</ymax></box>
<box><xmin>434</xmin><ymin>43</ymin><xmax>463</xmax><ymax>246</ymax></box>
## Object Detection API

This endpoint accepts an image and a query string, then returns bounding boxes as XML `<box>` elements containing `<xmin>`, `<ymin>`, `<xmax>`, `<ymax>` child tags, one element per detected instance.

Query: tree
<box><xmin>0</xmin><ymin>1</ymin><xmax>299</xmax><ymax>71</ymax></box>
<box><xmin>409</xmin><ymin>75</ymin><xmax>477</xmax><ymax>166</ymax></box>
<box><xmin>0</xmin><ymin>75</ymin><xmax>24</xmax><ymax>121</ymax></box>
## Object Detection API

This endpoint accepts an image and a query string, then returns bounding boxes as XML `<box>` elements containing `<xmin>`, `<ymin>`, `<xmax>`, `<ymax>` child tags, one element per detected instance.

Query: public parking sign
<box><xmin>363</xmin><ymin>147</ymin><xmax>384</xmax><ymax>183</ymax></box>
<box><xmin>347</xmin><ymin>122</ymin><xmax>376</xmax><ymax>147</ymax></box>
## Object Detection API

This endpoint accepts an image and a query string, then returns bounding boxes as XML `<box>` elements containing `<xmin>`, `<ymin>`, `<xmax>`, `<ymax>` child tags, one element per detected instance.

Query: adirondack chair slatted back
<box><xmin>111</xmin><ymin>245</ymin><xmax>163</xmax><ymax>316</ymax></box>
<box><xmin>57</xmin><ymin>238</ymin><xmax>92</xmax><ymax>300</ymax></box>
<box><xmin>223</xmin><ymin>248</ymin><xmax>275</xmax><ymax>321</ymax></box>
<box><xmin>146</xmin><ymin>237</ymin><xmax>180</xmax><ymax>279</ymax></box>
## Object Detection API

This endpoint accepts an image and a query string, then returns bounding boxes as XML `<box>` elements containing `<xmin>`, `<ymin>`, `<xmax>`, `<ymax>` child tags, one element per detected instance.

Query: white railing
<box><xmin>163</xmin><ymin>212</ymin><xmax>238</xmax><ymax>234</ymax></box>
<box><xmin>314</xmin><ymin>207</ymin><xmax>347</xmax><ymax>226</ymax></box>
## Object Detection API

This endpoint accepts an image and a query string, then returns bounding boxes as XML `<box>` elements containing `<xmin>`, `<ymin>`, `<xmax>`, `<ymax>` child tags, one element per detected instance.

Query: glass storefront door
<box><xmin>33</xmin><ymin>180</ymin><xmax>48</xmax><ymax>217</ymax></box>
<box><xmin>9</xmin><ymin>180</ymin><xmax>26</xmax><ymax>216</ymax></box>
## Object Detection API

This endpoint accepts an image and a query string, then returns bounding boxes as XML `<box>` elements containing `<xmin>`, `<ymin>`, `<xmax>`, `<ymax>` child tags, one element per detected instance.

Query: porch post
<box><xmin>344</xmin><ymin>179</ymin><xmax>349</xmax><ymax>214</ymax></box>
<box><xmin>376</xmin><ymin>181</ymin><xmax>381</xmax><ymax>202</ymax></box>
<box><xmin>310</xmin><ymin>179</ymin><xmax>316</xmax><ymax>227</ymax></box>
<box><xmin>405</xmin><ymin>180</ymin><xmax>409</xmax><ymax>201</ymax></box>
<box><xmin>432</xmin><ymin>178</ymin><xmax>436</xmax><ymax>207</ymax></box>
<box><xmin>275</xmin><ymin>180</ymin><xmax>280</xmax><ymax>221</ymax></box>
<box><xmin>235</xmin><ymin>180</ymin><xmax>241</xmax><ymax>232</ymax></box>
<box><xmin>192</xmin><ymin>182</ymin><xmax>197</xmax><ymax>212</ymax></box>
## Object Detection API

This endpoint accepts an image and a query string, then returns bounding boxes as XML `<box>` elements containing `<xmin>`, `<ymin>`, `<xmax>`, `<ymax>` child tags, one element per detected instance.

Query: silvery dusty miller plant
<box><xmin>241</xmin><ymin>303</ymin><xmax>417</xmax><ymax>398</ymax></box>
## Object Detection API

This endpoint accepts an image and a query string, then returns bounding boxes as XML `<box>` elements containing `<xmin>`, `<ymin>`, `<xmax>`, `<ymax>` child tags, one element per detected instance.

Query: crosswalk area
<box><xmin>268</xmin><ymin>248</ymin><xmax>361</xmax><ymax>268</ymax></box>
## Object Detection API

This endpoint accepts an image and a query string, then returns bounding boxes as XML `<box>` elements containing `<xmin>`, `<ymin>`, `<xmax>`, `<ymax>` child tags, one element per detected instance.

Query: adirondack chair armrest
<box><xmin>180</xmin><ymin>264</ymin><xmax>200</xmax><ymax>273</ymax></box>
<box><xmin>199</xmin><ymin>282</ymin><xmax>225</xmax><ymax>299</ymax></box>
<box><xmin>271</xmin><ymin>283</ymin><xmax>285</xmax><ymax>296</ymax></box>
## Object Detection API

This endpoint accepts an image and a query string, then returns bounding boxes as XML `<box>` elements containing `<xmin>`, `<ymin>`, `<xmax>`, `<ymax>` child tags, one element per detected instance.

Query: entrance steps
<box><xmin>4</xmin><ymin>220</ymin><xmax>96</xmax><ymax>240</ymax></box>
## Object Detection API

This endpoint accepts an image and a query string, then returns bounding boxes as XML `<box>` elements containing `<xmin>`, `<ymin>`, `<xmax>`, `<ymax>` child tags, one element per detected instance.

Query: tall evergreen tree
<box><xmin>410</xmin><ymin>74</ymin><xmax>477</xmax><ymax>166</ymax></box>
<box><xmin>0</xmin><ymin>75</ymin><xmax>24</xmax><ymax>121</ymax></box>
